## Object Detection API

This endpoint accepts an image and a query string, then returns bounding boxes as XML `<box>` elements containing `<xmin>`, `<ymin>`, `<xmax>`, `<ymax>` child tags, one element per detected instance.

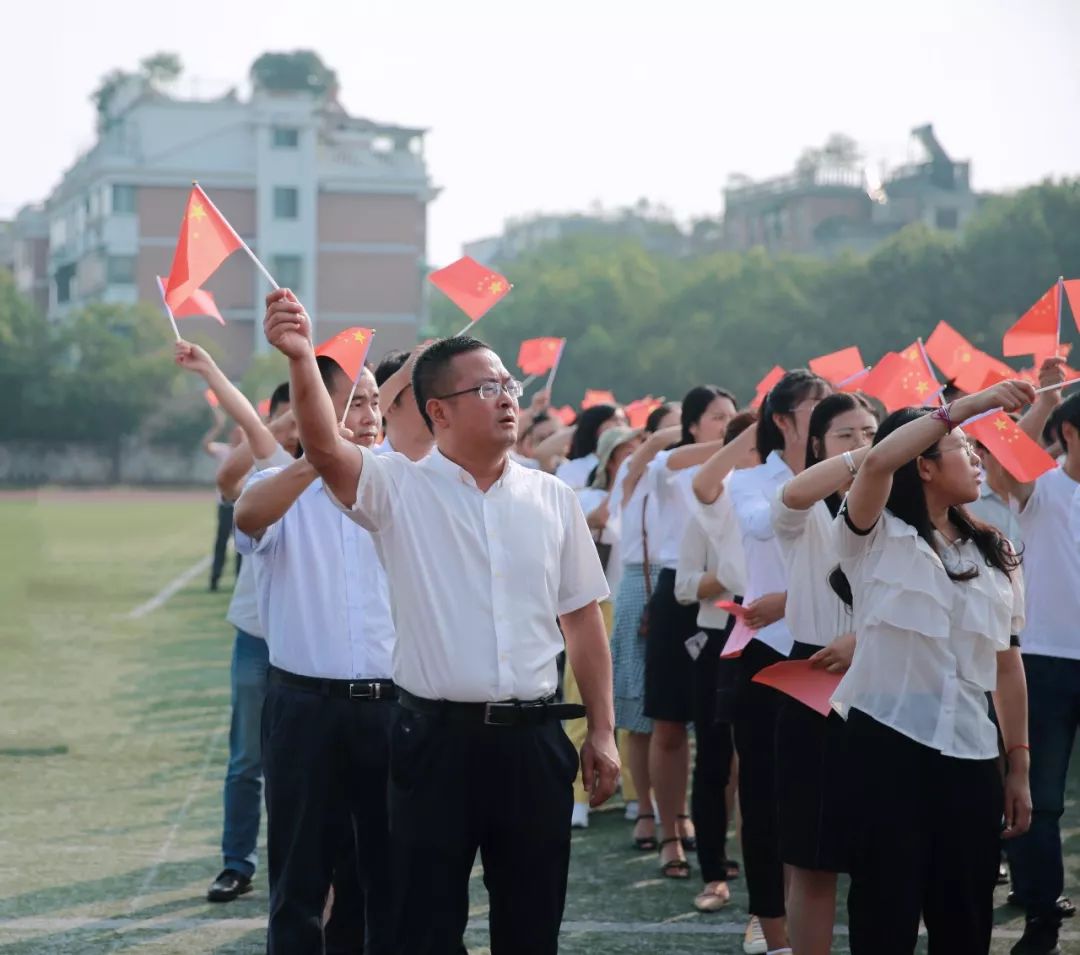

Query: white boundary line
<box><xmin>1</xmin><ymin>917</ymin><xmax>1072</xmax><ymax>941</ymax></box>
<box><xmin>124</xmin><ymin>556</ymin><xmax>211</xmax><ymax>620</ymax></box>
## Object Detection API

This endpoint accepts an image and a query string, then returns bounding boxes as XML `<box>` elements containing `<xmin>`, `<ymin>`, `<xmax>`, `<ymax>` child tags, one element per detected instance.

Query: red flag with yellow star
<box><xmin>157</xmin><ymin>276</ymin><xmax>225</xmax><ymax>326</ymax></box>
<box><xmin>1003</xmin><ymin>283</ymin><xmax>1060</xmax><ymax>359</ymax></box>
<box><xmin>925</xmin><ymin>321</ymin><xmax>1015</xmax><ymax>394</ymax></box>
<box><xmin>517</xmin><ymin>337</ymin><xmax>564</xmax><ymax>376</ymax></box>
<box><xmin>809</xmin><ymin>346</ymin><xmax>864</xmax><ymax>385</ymax></box>
<box><xmin>751</xmin><ymin>365</ymin><xmax>786</xmax><ymax>409</ymax></box>
<box><xmin>861</xmin><ymin>351</ymin><xmax>941</xmax><ymax>412</ymax></box>
<box><xmin>966</xmin><ymin>411</ymin><xmax>1057</xmax><ymax>483</ymax></box>
<box><xmin>163</xmin><ymin>186</ymin><xmax>243</xmax><ymax>311</ymax></box>
<box><xmin>315</xmin><ymin>327</ymin><xmax>375</xmax><ymax>381</ymax></box>
<box><xmin>625</xmin><ymin>396</ymin><xmax>664</xmax><ymax>430</ymax></box>
<box><xmin>582</xmin><ymin>389</ymin><xmax>617</xmax><ymax>410</ymax></box>
<box><xmin>428</xmin><ymin>256</ymin><xmax>512</xmax><ymax>322</ymax></box>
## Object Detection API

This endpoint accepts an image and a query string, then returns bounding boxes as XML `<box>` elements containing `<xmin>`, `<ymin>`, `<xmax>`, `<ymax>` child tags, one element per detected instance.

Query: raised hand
<box><xmin>264</xmin><ymin>289</ymin><xmax>313</xmax><ymax>360</ymax></box>
<box><xmin>174</xmin><ymin>339</ymin><xmax>216</xmax><ymax>377</ymax></box>
<box><xmin>967</xmin><ymin>379</ymin><xmax>1037</xmax><ymax>416</ymax></box>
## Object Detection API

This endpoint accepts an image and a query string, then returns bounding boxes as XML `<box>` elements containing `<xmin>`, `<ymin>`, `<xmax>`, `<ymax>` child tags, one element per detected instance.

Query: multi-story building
<box><xmin>35</xmin><ymin>74</ymin><xmax>435</xmax><ymax>375</ymax></box>
<box><xmin>10</xmin><ymin>205</ymin><xmax>50</xmax><ymax>316</ymax></box>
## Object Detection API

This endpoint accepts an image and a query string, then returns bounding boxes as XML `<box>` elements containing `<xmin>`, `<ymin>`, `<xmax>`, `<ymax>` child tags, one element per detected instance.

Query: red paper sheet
<box><xmin>720</xmin><ymin>618</ymin><xmax>757</xmax><ymax>659</ymax></box>
<box><xmin>751</xmin><ymin>660</ymin><xmax>842</xmax><ymax>717</ymax></box>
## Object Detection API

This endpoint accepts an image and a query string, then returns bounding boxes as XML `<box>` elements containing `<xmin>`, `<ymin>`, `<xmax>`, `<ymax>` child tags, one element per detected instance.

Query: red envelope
<box><xmin>720</xmin><ymin>618</ymin><xmax>757</xmax><ymax>659</ymax></box>
<box><xmin>752</xmin><ymin>660</ymin><xmax>842</xmax><ymax>717</ymax></box>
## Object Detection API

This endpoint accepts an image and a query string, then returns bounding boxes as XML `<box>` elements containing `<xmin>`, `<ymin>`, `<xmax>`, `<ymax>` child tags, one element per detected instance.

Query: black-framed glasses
<box><xmin>433</xmin><ymin>379</ymin><xmax>524</xmax><ymax>402</ymax></box>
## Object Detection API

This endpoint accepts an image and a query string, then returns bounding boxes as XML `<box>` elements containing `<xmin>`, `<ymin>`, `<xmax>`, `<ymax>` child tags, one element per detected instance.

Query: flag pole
<box><xmin>1056</xmin><ymin>275</ymin><xmax>1064</xmax><ymax>355</ymax></box>
<box><xmin>155</xmin><ymin>275</ymin><xmax>182</xmax><ymax>341</ymax></box>
<box><xmin>520</xmin><ymin>374</ymin><xmax>537</xmax><ymax>390</ymax></box>
<box><xmin>916</xmin><ymin>337</ymin><xmax>944</xmax><ymax>406</ymax></box>
<box><xmin>544</xmin><ymin>339</ymin><xmax>567</xmax><ymax>395</ymax></box>
<box><xmin>453</xmin><ymin>320</ymin><xmax>474</xmax><ymax>337</ymax></box>
<box><xmin>193</xmin><ymin>181</ymin><xmax>280</xmax><ymax>291</ymax></box>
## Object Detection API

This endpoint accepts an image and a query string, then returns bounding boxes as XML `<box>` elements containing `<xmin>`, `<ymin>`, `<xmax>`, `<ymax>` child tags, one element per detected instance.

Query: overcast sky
<box><xmin>5</xmin><ymin>0</ymin><xmax>1079</xmax><ymax>263</ymax></box>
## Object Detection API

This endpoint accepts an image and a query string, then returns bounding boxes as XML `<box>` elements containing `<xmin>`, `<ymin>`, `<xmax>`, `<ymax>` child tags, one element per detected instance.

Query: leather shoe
<box><xmin>206</xmin><ymin>869</ymin><xmax>252</xmax><ymax>903</ymax></box>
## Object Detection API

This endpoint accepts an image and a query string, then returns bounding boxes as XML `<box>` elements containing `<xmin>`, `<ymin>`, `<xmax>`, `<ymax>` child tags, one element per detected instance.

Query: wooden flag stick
<box><xmin>155</xmin><ymin>275</ymin><xmax>182</xmax><ymax>341</ymax></box>
<box><xmin>193</xmin><ymin>181</ymin><xmax>280</xmax><ymax>291</ymax></box>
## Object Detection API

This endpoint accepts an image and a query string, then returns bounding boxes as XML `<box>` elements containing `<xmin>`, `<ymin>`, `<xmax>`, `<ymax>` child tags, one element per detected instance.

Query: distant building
<box><xmin>722</xmin><ymin>124</ymin><xmax>977</xmax><ymax>258</ymax></box>
<box><xmin>30</xmin><ymin>74</ymin><xmax>435</xmax><ymax>375</ymax></box>
<box><xmin>10</xmin><ymin>205</ymin><xmax>50</xmax><ymax>315</ymax></box>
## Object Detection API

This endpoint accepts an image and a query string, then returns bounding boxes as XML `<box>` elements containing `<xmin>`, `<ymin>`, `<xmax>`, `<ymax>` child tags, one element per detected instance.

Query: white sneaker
<box><xmin>624</xmin><ymin>800</ymin><xmax>639</xmax><ymax>821</ymax></box>
<box><xmin>742</xmin><ymin>916</ymin><xmax>767</xmax><ymax>955</ymax></box>
<box><xmin>571</xmin><ymin>802</ymin><xmax>590</xmax><ymax>829</ymax></box>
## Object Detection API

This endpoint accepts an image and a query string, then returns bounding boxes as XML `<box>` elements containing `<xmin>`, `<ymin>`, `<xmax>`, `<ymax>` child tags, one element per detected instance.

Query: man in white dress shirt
<box><xmin>263</xmin><ymin>288</ymin><xmax>619</xmax><ymax>955</ymax></box>
<box><xmin>235</xmin><ymin>355</ymin><xmax>409</xmax><ymax>955</ymax></box>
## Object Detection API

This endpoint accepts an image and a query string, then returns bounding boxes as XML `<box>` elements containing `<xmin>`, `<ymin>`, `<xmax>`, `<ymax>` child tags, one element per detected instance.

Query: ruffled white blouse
<box><xmin>832</xmin><ymin>509</ymin><xmax>1024</xmax><ymax>760</ymax></box>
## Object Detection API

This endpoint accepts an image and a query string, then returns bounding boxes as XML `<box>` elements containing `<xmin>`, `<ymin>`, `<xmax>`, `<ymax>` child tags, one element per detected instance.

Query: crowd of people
<box><xmin>173</xmin><ymin>286</ymin><xmax>1080</xmax><ymax>955</ymax></box>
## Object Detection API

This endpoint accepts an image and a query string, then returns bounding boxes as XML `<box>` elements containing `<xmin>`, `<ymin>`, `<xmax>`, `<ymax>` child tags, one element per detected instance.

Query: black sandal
<box><xmin>723</xmin><ymin>858</ymin><xmax>741</xmax><ymax>881</ymax></box>
<box><xmin>677</xmin><ymin>814</ymin><xmax>697</xmax><ymax>852</ymax></box>
<box><xmin>658</xmin><ymin>837</ymin><xmax>691</xmax><ymax>879</ymax></box>
<box><xmin>632</xmin><ymin>813</ymin><xmax>658</xmax><ymax>852</ymax></box>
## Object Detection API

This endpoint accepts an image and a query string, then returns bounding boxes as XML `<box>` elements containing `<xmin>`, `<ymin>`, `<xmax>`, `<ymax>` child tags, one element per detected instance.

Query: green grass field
<box><xmin>1</xmin><ymin>490</ymin><xmax>1078</xmax><ymax>954</ymax></box>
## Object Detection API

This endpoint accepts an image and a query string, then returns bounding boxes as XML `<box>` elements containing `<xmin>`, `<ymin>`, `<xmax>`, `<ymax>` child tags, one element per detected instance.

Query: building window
<box><xmin>273</xmin><ymin>187</ymin><xmax>299</xmax><ymax>219</ymax></box>
<box><xmin>112</xmin><ymin>184</ymin><xmax>137</xmax><ymax>215</ymax></box>
<box><xmin>106</xmin><ymin>255</ymin><xmax>136</xmax><ymax>285</ymax></box>
<box><xmin>272</xmin><ymin>126</ymin><xmax>300</xmax><ymax>148</ymax></box>
<box><xmin>55</xmin><ymin>263</ymin><xmax>76</xmax><ymax>304</ymax></box>
<box><xmin>272</xmin><ymin>255</ymin><xmax>302</xmax><ymax>293</ymax></box>
<box><xmin>935</xmin><ymin>207</ymin><xmax>959</xmax><ymax>230</ymax></box>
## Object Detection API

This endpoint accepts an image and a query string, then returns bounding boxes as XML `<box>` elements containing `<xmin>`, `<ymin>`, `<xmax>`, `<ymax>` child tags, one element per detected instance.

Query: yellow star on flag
<box><xmin>190</xmin><ymin>203</ymin><xmax>207</xmax><ymax>222</ymax></box>
<box><xmin>915</xmin><ymin>380</ymin><xmax>930</xmax><ymax>395</ymax></box>
<box><xmin>902</xmin><ymin>347</ymin><xmax>919</xmax><ymax>362</ymax></box>
<box><xmin>994</xmin><ymin>418</ymin><xmax>1009</xmax><ymax>431</ymax></box>
<box><xmin>353</xmin><ymin>331</ymin><xmax>367</xmax><ymax>343</ymax></box>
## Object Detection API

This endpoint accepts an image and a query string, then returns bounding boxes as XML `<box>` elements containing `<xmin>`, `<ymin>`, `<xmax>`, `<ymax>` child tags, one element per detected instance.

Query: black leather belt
<box><xmin>398</xmin><ymin>688</ymin><xmax>586</xmax><ymax>726</ymax></box>
<box><xmin>270</xmin><ymin>667</ymin><xmax>397</xmax><ymax>701</ymax></box>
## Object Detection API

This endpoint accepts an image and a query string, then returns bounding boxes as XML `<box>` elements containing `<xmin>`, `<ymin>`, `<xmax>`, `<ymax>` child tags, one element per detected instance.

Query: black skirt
<box><xmin>643</xmin><ymin>568</ymin><xmax>700</xmax><ymax>723</ymax></box>
<box><xmin>774</xmin><ymin>641</ymin><xmax>851</xmax><ymax>873</ymax></box>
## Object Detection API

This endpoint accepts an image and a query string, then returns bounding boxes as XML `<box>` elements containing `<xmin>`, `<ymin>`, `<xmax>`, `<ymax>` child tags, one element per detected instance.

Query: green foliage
<box><xmin>249</xmin><ymin>50</ymin><xmax>337</xmax><ymax>96</ymax></box>
<box><xmin>430</xmin><ymin>180</ymin><xmax>1080</xmax><ymax>406</ymax></box>
<box><xmin>90</xmin><ymin>51</ymin><xmax>183</xmax><ymax>131</ymax></box>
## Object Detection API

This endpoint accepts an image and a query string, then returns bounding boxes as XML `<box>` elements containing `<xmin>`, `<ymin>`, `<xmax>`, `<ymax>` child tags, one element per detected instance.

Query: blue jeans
<box><xmin>222</xmin><ymin>629</ymin><xmax>270</xmax><ymax>878</ymax></box>
<box><xmin>1007</xmin><ymin>653</ymin><xmax>1080</xmax><ymax>919</ymax></box>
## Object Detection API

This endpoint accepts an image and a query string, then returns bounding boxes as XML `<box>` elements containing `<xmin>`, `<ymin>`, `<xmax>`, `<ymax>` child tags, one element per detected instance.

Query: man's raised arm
<box><xmin>264</xmin><ymin>289</ymin><xmax>364</xmax><ymax>507</ymax></box>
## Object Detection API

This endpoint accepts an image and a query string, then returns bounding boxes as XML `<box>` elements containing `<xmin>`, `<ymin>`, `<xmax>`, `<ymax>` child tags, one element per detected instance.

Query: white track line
<box><xmin>124</xmin><ymin>556</ymin><xmax>211</xmax><ymax>620</ymax></box>
<box><xmin>1</xmin><ymin>917</ymin><xmax>1073</xmax><ymax>941</ymax></box>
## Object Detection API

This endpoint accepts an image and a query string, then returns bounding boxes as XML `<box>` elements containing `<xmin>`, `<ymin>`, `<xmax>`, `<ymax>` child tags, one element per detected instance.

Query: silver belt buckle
<box><xmin>349</xmin><ymin>682</ymin><xmax>377</xmax><ymax>700</ymax></box>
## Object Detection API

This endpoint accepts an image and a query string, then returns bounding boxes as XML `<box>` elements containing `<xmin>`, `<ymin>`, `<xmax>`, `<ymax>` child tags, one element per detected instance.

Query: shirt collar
<box><xmin>425</xmin><ymin>448</ymin><xmax>514</xmax><ymax>490</ymax></box>
<box><xmin>764</xmin><ymin>450</ymin><xmax>794</xmax><ymax>478</ymax></box>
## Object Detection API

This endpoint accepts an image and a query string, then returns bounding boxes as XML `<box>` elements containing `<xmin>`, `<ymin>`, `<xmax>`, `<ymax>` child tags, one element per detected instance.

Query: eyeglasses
<box><xmin>433</xmin><ymin>379</ymin><xmax>524</xmax><ymax>402</ymax></box>
<box><xmin>933</xmin><ymin>438</ymin><xmax>979</xmax><ymax>458</ymax></box>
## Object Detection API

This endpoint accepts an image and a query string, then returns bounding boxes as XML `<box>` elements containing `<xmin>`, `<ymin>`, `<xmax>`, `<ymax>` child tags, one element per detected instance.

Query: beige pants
<box><xmin>564</xmin><ymin>599</ymin><xmax>637</xmax><ymax>805</ymax></box>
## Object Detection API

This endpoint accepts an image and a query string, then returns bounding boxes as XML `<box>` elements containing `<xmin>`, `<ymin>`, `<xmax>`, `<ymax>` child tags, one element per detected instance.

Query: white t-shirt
<box><xmin>674</xmin><ymin>497</ymin><xmax>746</xmax><ymax>631</ymax></box>
<box><xmin>555</xmin><ymin>454</ymin><xmax>598</xmax><ymax>491</ymax></box>
<box><xmin>1017</xmin><ymin>466</ymin><xmax>1080</xmax><ymax>659</ymax></box>
<box><xmin>833</xmin><ymin>509</ymin><xmax>1024</xmax><ymax>759</ymax></box>
<box><xmin>645</xmin><ymin>451</ymin><xmax>699</xmax><ymax>570</ymax></box>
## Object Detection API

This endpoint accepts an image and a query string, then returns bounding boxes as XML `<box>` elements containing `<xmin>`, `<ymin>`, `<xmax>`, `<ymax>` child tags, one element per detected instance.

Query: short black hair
<box><xmin>412</xmin><ymin>336</ymin><xmax>492</xmax><ymax>432</ymax></box>
<box><xmin>1054</xmin><ymin>392</ymin><xmax>1080</xmax><ymax>451</ymax></box>
<box><xmin>268</xmin><ymin>381</ymin><xmax>290</xmax><ymax>418</ymax></box>
<box><xmin>374</xmin><ymin>349</ymin><xmax>410</xmax><ymax>391</ymax></box>
<box><xmin>316</xmin><ymin>355</ymin><xmax>347</xmax><ymax>393</ymax></box>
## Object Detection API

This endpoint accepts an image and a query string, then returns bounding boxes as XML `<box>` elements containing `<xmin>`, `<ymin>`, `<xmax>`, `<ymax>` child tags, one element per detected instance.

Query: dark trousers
<box><xmin>212</xmin><ymin>501</ymin><xmax>237</xmax><ymax>587</ymax></box>
<box><xmin>262</xmin><ymin>677</ymin><xmax>395</xmax><ymax>955</ymax></box>
<box><xmin>691</xmin><ymin>625</ymin><xmax>734</xmax><ymax>884</ymax></box>
<box><xmin>846</xmin><ymin>710</ymin><xmax>1003</xmax><ymax>955</ymax></box>
<box><xmin>1006</xmin><ymin>653</ymin><xmax>1080</xmax><ymax>920</ymax></box>
<box><xmin>732</xmin><ymin>639</ymin><xmax>787</xmax><ymax>918</ymax></box>
<box><xmin>389</xmin><ymin>706</ymin><xmax>578</xmax><ymax>955</ymax></box>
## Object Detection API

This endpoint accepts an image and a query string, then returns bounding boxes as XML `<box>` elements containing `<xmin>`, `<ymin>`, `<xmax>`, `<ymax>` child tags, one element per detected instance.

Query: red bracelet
<box><xmin>1007</xmin><ymin>744</ymin><xmax>1031</xmax><ymax>757</ymax></box>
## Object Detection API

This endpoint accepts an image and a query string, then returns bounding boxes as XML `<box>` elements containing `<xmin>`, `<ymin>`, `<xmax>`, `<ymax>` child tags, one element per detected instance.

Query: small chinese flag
<box><xmin>966</xmin><ymin>411</ymin><xmax>1057</xmax><ymax>483</ymax></box>
<box><xmin>625</xmin><ymin>396</ymin><xmax>664</xmax><ymax>430</ymax></box>
<box><xmin>428</xmin><ymin>256</ymin><xmax>512</xmax><ymax>322</ymax></box>
<box><xmin>750</xmin><ymin>365</ymin><xmax>786</xmax><ymax>409</ymax></box>
<box><xmin>157</xmin><ymin>276</ymin><xmax>225</xmax><ymax>326</ymax></box>
<box><xmin>315</xmin><ymin>327</ymin><xmax>375</xmax><ymax>381</ymax></box>
<box><xmin>925</xmin><ymin>320</ymin><xmax>1015</xmax><ymax>394</ymax></box>
<box><xmin>551</xmin><ymin>405</ymin><xmax>577</xmax><ymax>427</ymax></box>
<box><xmin>1003</xmin><ymin>283</ymin><xmax>1060</xmax><ymax>359</ymax></box>
<box><xmin>517</xmin><ymin>337</ymin><xmax>564</xmax><ymax>376</ymax></box>
<box><xmin>163</xmin><ymin>185</ymin><xmax>243</xmax><ymax>311</ymax></box>
<box><xmin>203</xmin><ymin>388</ymin><xmax>220</xmax><ymax>409</ymax></box>
<box><xmin>582</xmin><ymin>389</ymin><xmax>617</xmax><ymax>410</ymax></box>
<box><xmin>861</xmin><ymin>351</ymin><xmax>940</xmax><ymax>412</ymax></box>
<box><xmin>257</xmin><ymin>398</ymin><xmax>271</xmax><ymax>418</ymax></box>
<box><xmin>809</xmin><ymin>346</ymin><xmax>865</xmax><ymax>385</ymax></box>
<box><xmin>1066</xmin><ymin>280</ymin><xmax>1080</xmax><ymax>334</ymax></box>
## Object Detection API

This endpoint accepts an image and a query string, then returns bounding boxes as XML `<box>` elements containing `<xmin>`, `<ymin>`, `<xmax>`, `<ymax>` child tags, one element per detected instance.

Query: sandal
<box><xmin>677</xmin><ymin>814</ymin><xmax>697</xmax><ymax>853</ymax></box>
<box><xmin>658</xmin><ymin>837</ymin><xmax>691</xmax><ymax>879</ymax></box>
<box><xmin>633</xmin><ymin>813</ymin><xmax>658</xmax><ymax>852</ymax></box>
<box><xmin>724</xmin><ymin>858</ymin><xmax>741</xmax><ymax>881</ymax></box>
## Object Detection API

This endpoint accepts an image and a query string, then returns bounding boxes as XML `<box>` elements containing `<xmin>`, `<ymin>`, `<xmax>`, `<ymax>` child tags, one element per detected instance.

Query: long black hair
<box><xmin>645</xmin><ymin>402</ymin><xmax>679</xmax><ymax>434</ymax></box>
<box><xmin>830</xmin><ymin>406</ymin><xmax>1021</xmax><ymax>607</ymax></box>
<box><xmin>758</xmin><ymin>369</ymin><xmax>830</xmax><ymax>460</ymax></box>
<box><xmin>677</xmin><ymin>385</ymin><xmax>736</xmax><ymax>447</ymax></box>
<box><xmin>805</xmin><ymin>392</ymin><xmax>878</xmax><ymax>517</ymax></box>
<box><xmin>568</xmin><ymin>404</ymin><xmax>619</xmax><ymax>459</ymax></box>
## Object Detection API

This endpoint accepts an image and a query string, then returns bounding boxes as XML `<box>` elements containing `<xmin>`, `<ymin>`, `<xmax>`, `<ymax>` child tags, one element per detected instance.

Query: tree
<box><xmin>90</xmin><ymin>52</ymin><xmax>183</xmax><ymax>131</ymax></box>
<box><xmin>250</xmin><ymin>50</ymin><xmax>338</xmax><ymax>97</ymax></box>
<box><xmin>139</xmin><ymin>52</ymin><xmax>182</xmax><ymax>86</ymax></box>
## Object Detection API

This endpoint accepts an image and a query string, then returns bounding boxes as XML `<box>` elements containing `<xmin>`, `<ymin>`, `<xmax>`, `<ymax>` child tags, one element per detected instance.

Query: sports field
<box><xmin>1</xmin><ymin>490</ymin><xmax>1078</xmax><ymax>954</ymax></box>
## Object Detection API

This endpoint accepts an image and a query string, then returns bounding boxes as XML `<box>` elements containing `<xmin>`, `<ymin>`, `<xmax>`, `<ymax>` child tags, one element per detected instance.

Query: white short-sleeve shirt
<box><xmin>334</xmin><ymin>447</ymin><xmax>610</xmax><ymax>702</ymax></box>
<box><xmin>833</xmin><ymin>508</ymin><xmax>1024</xmax><ymax>759</ymax></box>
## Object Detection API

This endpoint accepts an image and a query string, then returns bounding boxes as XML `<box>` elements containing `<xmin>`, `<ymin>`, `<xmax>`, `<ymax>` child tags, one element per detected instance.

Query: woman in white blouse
<box><xmin>769</xmin><ymin>392</ymin><xmax>878</xmax><ymax>955</ymax></box>
<box><xmin>835</xmin><ymin>379</ymin><xmax>1034</xmax><ymax>954</ymax></box>
<box><xmin>693</xmin><ymin>368</ymin><xmax>831</xmax><ymax>953</ymax></box>
<box><xmin>554</xmin><ymin>403</ymin><xmax>626</xmax><ymax>490</ymax></box>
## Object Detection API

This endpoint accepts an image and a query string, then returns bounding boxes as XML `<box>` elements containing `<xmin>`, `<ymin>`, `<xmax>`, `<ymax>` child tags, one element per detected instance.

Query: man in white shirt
<box><xmin>235</xmin><ymin>355</ymin><xmax>407</xmax><ymax>955</ymax></box>
<box><xmin>1003</xmin><ymin>384</ymin><xmax>1080</xmax><ymax>955</ymax></box>
<box><xmin>373</xmin><ymin>348</ymin><xmax>435</xmax><ymax>461</ymax></box>
<box><xmin>263</xmin><ymin>288</ymin><xmax>618</xmax><ymax>955</ymax></box>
